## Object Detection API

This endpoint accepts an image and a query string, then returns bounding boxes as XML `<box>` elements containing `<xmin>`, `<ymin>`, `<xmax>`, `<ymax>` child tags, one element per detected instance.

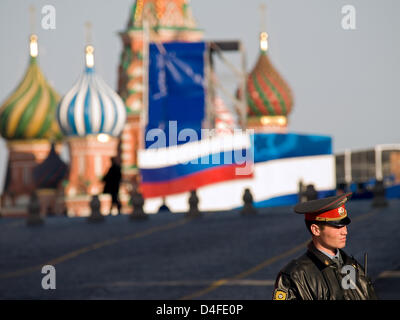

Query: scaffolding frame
<box><xmin>205</xmin><ymin>40</ymin><xmax>247</xmax><ymax>130</ymax></box>
<box><xmin>140</xmin><ymin>38</ymin><xmax>248</xmax><ymax>149</ymax></box>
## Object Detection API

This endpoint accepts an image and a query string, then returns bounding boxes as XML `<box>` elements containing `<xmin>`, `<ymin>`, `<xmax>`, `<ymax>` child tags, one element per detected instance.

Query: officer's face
<box><xmin>313</xmin><ymin>224</ymin><xmax>348</xmax><ymax>251</ymax></box>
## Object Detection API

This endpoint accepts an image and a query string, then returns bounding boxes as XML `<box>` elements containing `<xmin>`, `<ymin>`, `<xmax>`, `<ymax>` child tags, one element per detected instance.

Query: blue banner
<box><xmin>252</xmin><ymin>133</ymin><xmax>332</xmax><ymax>163</ymax></box>
<box><xmin>146</xmin><ymin>42</ymin><xmax>206</xmax><ymax>149</ymax></box>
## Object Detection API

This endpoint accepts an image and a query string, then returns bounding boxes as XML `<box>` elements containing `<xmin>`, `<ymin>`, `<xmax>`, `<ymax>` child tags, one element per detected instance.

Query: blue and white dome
<box><xmin>57</xmin><ymin>46</ymin><xmax>126</xmax><ymax>137</ymax></box>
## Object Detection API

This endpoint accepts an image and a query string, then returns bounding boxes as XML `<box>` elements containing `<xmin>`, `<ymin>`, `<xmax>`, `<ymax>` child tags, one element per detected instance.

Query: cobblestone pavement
<box><xmin>0</xmin><ymin>199</ymin><xmax>399</xmax><ymax>299</ymax></box>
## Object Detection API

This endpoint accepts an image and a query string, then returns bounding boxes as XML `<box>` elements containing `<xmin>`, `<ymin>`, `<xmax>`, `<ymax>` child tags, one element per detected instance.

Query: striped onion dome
<box><xmin>0</xmin><ymin>35</ymin><xmax>62</xmax><ymax>140</ymax></box>
<box><xmin>245</xmin><ymin>32</ymin><xmax>293</xmax><ymax>118</ymax></box>
<box><xmin>57</xmin><ymin>45</ymin><xmax>127</xmax><ymax>137</ymax></box>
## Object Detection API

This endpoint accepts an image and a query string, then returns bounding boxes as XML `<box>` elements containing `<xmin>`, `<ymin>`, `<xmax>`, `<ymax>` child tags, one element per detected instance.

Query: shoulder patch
<box><xmin>273</xmin><ymin>289</ymin><xmax>288</xmax><ymax>300</ymax></box>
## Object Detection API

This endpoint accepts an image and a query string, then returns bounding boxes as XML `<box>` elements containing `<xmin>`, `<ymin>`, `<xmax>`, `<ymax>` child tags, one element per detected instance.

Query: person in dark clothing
<box><xmin>158</xmin><ymin>197</ymin><xmax>170</xmax><ymax>213</ymax></box>
<box><xmin>273</xmin><ymin>193</ymin><xmax>377</xmax><ymax>300</ymax></box>
<box><xmin>102</xmin><ymin>156</ymin><xmax>122</xmax><ymax>215</ymax></box>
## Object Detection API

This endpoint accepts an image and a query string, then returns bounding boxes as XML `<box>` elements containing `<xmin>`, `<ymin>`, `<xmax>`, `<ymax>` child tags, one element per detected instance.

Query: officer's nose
<box><xmin>341</xmin><ymin>226</ymin><xmax>348</xmax><ymax>235</ymax></box>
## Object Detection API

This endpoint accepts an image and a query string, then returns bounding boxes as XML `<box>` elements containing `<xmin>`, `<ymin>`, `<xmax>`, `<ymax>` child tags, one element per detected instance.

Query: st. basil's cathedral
<box><xmin>0</xmin><ymin>0</ymin><xmax>295</xmax><ymax>217</ymax></box>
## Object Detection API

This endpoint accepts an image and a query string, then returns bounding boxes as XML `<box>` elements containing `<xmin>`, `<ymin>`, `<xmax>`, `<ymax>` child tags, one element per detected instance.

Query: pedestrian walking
<box><xmin>103</xmin><ymin>156</ymin><xmax>122</xmax><ymax>215</ymax></box>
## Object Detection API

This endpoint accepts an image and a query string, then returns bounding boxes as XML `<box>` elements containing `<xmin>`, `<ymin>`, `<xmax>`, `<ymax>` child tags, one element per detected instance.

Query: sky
<box><xmin>0</xmin><ymin>0</ymin><xmax>399</xmax><ymax>191</ymax></box>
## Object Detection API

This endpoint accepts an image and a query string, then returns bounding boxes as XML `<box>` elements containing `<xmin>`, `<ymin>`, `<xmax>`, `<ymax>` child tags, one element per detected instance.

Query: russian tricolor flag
<box><xmin>139</xmin><ymin>133</ymin><xmax>254</xmax><ymax>198</ymax></box>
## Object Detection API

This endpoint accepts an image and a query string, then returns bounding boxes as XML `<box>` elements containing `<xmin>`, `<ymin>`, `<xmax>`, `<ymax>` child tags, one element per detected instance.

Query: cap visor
<box><xmin>324</xmin><ymin>216</ymin><xmax>351</xmax><ymax>227</ymax></box>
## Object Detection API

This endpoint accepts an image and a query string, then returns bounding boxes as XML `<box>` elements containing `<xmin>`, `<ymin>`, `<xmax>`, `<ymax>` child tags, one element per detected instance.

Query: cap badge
<box><xmin>338</xmin><ymin>207</ymin><xmax>346</xmax><ymax>216</ymax></box>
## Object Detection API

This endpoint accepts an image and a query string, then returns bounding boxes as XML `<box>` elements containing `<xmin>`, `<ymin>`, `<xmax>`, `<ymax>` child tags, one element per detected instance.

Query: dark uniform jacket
<box><xmin>273</xmin><ymin>242</ymin><xmax>378</xmax><ymax>300</ymax></box>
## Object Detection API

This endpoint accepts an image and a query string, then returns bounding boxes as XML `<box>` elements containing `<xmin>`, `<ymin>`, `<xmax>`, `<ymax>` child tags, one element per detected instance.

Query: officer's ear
<box><xmin>310</xmin><ymin>223</ymin><xmax>322</xmax><ymax>236</ymax></box>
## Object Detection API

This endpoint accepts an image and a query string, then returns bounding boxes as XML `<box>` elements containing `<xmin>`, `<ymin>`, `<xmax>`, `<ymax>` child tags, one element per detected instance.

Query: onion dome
<box><xmin>57</xmin><ymin>45</ymin><xmax>127</xmax><ymax>137</ymax></box>
<box><xmin>32</xmin><ymin>143</ymin><xmax>68</xmax><ymax>189</ymax></box>
<box><xmin>0</xmin><ymin>35</ymin><xmax>61</xmax><ymax>140</ymax></box>
<box><xmin>244</xmin><ymin>31</ymin><xmax>293</xmax><ymax>130</ymax></box>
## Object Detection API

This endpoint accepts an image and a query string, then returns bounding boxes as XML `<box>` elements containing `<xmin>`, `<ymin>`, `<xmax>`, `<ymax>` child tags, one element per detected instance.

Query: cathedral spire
<box><xmin>240</xmin><ymin>3</ymin><xmax>294</xmax><ymax>132</ymax></box>
<box><xmin>84</xmin><ymin>22</ymin><xmax>95</xmax><ymax>69</ymax></box>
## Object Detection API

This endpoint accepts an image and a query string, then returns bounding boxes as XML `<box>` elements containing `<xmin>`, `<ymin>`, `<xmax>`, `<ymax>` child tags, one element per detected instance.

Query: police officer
<box><xmin>272</xmin><ymin>193</ymin><xmax>377</xmax><ymax>300</ymax></box>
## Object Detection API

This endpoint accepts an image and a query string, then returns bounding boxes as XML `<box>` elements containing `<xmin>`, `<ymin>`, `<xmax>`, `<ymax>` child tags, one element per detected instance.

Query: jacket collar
<box><xmin>338</xmin><ymin>247</ymin><xmax>355</xmax><ymax>266</ymax></box>
<box><xmin>307</xmin><ymin>241</ymin><xmax>355</xmax><ymax>267</ymax></box>
<box><xmin>307</xmin><ymin>241</ymin><xmax>343</xmax><ymax>267</ymax></box>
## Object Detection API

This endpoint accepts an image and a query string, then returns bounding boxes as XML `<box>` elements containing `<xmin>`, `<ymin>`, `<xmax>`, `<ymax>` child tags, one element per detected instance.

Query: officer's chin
<box><xmin>338</xmin><ymin>239</ymin><xmax>347</xmax><ymax>248</ymax></box>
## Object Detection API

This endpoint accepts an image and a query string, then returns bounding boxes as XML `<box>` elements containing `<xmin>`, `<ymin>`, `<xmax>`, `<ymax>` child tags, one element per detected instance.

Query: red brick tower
<box><xmin>117</xmin><ymin>0</ymin><xmax>204</xmax><ymax>187</ymax></box>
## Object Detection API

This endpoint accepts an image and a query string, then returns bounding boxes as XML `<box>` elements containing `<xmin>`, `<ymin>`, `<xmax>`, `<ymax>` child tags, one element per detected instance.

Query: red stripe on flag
<box><xmin>140</xmin><ymin>164</ymin><xmax>253</xmax><ymax>198</ymax></box>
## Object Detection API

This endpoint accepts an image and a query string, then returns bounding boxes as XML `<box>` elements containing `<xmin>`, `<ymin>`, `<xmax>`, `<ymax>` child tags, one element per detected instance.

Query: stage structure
<box><xmin>137</xmin><ymin>20</ymin><xmax>336</xmax><ymax>213</ymax></box>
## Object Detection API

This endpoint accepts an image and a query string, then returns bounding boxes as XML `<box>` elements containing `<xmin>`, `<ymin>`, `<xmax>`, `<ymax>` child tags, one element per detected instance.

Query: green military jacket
<box><xmin>273</xmin><ymin>242</ymin><xmax>378</xmax><ymax>300</ymax></box>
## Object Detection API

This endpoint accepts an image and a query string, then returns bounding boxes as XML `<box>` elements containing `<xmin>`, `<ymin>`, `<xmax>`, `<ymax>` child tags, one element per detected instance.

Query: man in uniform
<box><xmin>273</xmin><ymin>193</ymin><xmax>377</xmax><ymax>300</ymax></box>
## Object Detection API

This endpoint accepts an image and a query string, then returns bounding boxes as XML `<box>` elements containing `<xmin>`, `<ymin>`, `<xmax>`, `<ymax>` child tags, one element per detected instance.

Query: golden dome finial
<box><xmin>84</xmin><ymin>22</ymin><xmax>94</xmax><ymax>68</ymax></box>
<box><xmin>85</xmin><ymin>45</ymin><xmax>95</xmax><ymax>68</ymax></box>
<box><xmin>29</xmin><ymin>34</ymin><xmax>38</xmax><ymax>58</ymax></box>
<box><xmin>259</xmin><ymin>3</ymin><xmax>268</xmax><ymax>52</ymax></box>
<box><xmin>29</xmin><ymin>5</ymin><xmax>38</xmax><ymax>58</ymax></box>
<box><xmin>260</xmin><ymin>32</ymin><xmax>269</xmax><ymax>52</ymax></box>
